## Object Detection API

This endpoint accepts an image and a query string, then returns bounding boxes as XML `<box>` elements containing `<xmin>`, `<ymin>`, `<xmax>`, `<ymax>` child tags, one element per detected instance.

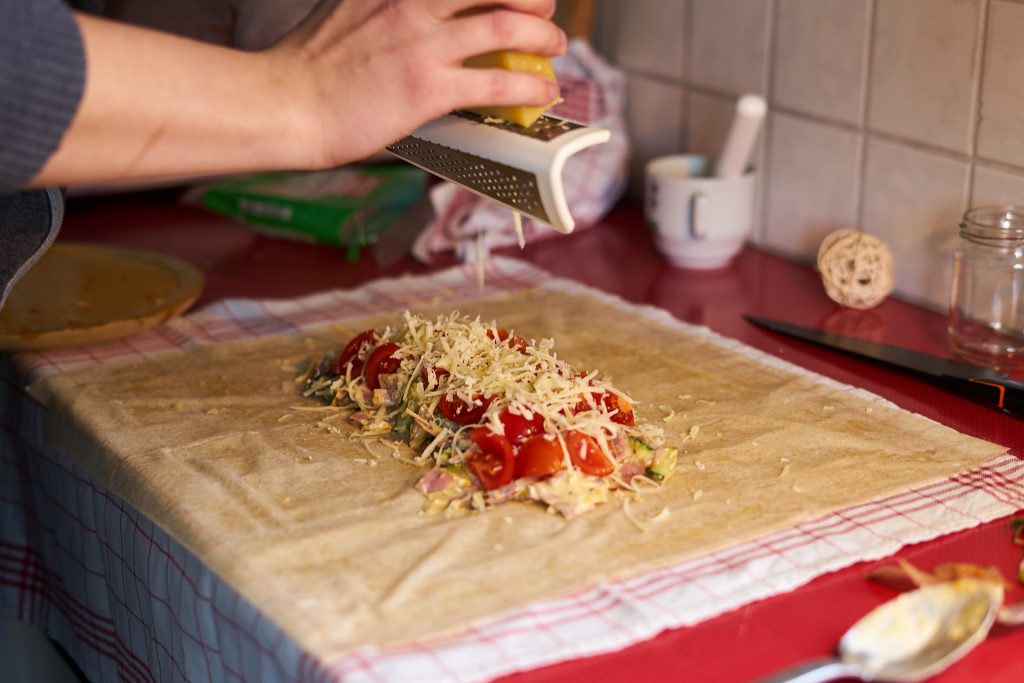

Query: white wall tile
<box><xmin>867</xmin><ymin>0</ymin><xmax>981</xmax><ymax>155</ymax></box>
<box><xmin>772</xmin><ymin>0</ymin><xmax>869</xmax><ymax>126</ymax></box>
<box><xmin>976</xmin><ymin>1</ymin><xmax>1024</xmax><ymax>168</ymax></box>
<box><xmin>686</xmin><ymin>91</ymin><xmax>737</xmax><ymax>159</ymax></box>
<box><xmin>861</xmin><ymin>139</ymin><xmax>969</xmax><ymax>310</ymax></box>
<box><xmin>625</xmin><ymin>73</ymin><xmax>686</xmax><ymax>197</ymax></box>
<box><xmin>599</xmin><ymin>0</ymin><xmax>1015</xmax><ymax>312</ymax></box>
<box><xmin>589</xmin><ymin>0</ymin><xmax>619</xmax><ymax>60</ymax></box>
<box><xmin>614</xmin><ymin>0</ymin><xmax>686</xmax><ymax>80</ymax></box>
<box><xmin>972</xmin><ymin>164</ymin><xmax>1024</xmax><ymax>209</ymax></box>
<box><xmin>762</xmin><ymin>113</ymin><xmax>861</xmax><ymax>260</ymax></box>
<box><xmin>687</xmin><ymin>0</ymin><xmax>770</xmax><ymax>96</ymax></box>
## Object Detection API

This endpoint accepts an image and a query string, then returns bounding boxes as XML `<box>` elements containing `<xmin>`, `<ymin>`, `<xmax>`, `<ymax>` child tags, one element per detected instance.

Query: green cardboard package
<box><xmin>200</xmin><ymin>165</ymin><xmax>427</xmax><ymax>260</ymax></box>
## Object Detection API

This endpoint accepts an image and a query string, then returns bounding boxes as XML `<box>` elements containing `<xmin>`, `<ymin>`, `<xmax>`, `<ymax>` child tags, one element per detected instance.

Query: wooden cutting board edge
<box><xmin>0</xmin><ymin>243</ymin><xmax>204</xmax><ymax>352</ymax></box>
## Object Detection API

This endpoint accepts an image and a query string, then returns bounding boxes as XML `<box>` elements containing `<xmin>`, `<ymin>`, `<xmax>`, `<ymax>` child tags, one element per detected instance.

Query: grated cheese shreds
<box><xmin>622</xmin><ymin>500</ymin><xmax>649</xmax><ymax>532</ymax></box>
<box><xmin>513</xmin><ymin>211</ymin><xmax>526</xmax><ymax>249</ymax></box>
<box><xmin>300</xmin><ymin>311</ymin><xmax>679</xmax><ymax>519</ymax></box>
<box><xmin>470</xmin><ymin>211</ymin><xmax>526</xmax><ymax>290</ymax></box>
<box><xmin>475</xmin><ymin>232</ymin><xmax>486</xmax><ymax>289</ymax></box>
<box><xmin>622</xmin><ymin>501</ymin><xmax>671</xmax><ymax>532</ymax></box>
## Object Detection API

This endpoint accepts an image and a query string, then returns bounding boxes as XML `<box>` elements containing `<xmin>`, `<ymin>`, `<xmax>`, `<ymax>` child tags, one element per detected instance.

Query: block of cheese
<box><xmin>464</xmin><ymin>51</ymin><xmax>559</xmax><ymax>128</ymax></box>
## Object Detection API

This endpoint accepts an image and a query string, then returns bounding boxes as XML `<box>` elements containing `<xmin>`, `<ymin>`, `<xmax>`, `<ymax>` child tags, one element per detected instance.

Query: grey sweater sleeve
<box><xmin>0</xmin><ymin>189</ymin><xmax>64</xmax><ymax>310</ymax></box>
<box><xmin>1</xmin><ymin>1</ymin><xmax>86</xmax><ymax>311</ymax></box>
<box><xmin>0</xmin><ymin>0</ymin><xmax>86</xmax><ymax>191</ymax></box>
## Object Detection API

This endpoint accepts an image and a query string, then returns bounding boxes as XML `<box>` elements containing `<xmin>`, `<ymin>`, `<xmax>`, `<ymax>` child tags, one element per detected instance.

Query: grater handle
<box><xmin>387</xmin><ymin>113</ymin><xmax>610</xmax><ymax>234</ymax></box>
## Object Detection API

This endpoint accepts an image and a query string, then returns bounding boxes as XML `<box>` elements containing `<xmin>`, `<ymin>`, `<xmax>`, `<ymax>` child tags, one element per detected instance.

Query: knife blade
<box><xmin>744</xmin><ymin>315</ymin><xmax>1024</xmax><ymax>419</ymax></box>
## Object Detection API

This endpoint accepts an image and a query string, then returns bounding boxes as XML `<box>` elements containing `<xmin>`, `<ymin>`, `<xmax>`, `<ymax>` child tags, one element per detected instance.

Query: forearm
<box><xmin>27</xmin><ymin>1</ymin><xmax>565</xmax><ymax>189</ymax></box>
<box><xmin>30</xmin><ymin>12</ymin><xmax>310</xmax><ymax>188</ymax></box>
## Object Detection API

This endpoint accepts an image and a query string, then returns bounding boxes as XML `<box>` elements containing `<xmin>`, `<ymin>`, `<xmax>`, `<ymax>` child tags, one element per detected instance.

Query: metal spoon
<box><xmin>759</xmin><ymin>578</ymin><xmax>1004</xmax><ymax>683</ymax></box>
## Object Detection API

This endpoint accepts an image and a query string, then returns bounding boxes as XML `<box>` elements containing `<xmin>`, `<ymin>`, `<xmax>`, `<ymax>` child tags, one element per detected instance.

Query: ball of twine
<box><xmin>816</xmin><ymin>229</ymin><xmax>894</xmax><ymax>309</ymax></box>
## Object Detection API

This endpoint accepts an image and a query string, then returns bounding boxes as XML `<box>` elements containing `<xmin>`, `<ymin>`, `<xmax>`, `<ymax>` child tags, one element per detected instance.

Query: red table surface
<box><xmin>57</xmin><ymin>191</ymin><xmax>1024</xmax><ymax>683</ymax></box>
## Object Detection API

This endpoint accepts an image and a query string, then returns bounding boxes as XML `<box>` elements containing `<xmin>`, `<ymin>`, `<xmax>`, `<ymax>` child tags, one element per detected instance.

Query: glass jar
<box><xmin>948</xmin><ymin>206</ymin><xmax>1024</xmax><ymax>368</ymax></box>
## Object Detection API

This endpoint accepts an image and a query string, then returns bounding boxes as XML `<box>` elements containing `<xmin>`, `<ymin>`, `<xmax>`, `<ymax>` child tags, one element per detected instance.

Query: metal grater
<box><xmin>386</xmin><ymin>111</ymin><xmax>610</xmax><ymax>233</ymax></box>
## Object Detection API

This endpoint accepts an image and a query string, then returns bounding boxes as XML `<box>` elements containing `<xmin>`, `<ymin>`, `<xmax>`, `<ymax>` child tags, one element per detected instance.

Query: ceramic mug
<box><xmin>644</xmin><ymin>154</ymin><xmax>756</xmax><ymax>269</ymax></box>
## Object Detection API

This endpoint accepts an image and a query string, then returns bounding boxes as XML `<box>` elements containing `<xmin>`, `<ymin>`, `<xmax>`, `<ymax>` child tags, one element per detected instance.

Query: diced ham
<box><xmin>619</xmin><ymin>461</ymin><xmax>645</xmax><ymax>482</ymax></box>
<box><xmin>415</xmin><ymin>468</ymin><xmax>454</xmax><ymax>495</ymax></box>
<box><xmin>608</xmin><ymin>430</ymin><xmax>629</xmax><ymax>456</ymax></box>
<box><xmin>350</xmin><ymin>411</ymin><xmax>372</xmax><ymax>426</ymax></box>
<box><xmin>484</xmin><ymin>479</ymin><xmax>528</xmax><ymax>506</ymax></box>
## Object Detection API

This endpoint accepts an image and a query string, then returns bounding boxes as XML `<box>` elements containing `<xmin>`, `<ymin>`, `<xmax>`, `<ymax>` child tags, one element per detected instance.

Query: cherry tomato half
<box><xmin>566</xmin><ymin>389</ymin><xmax>635</xmax><ymax>426</ymax></box>
<box><xmin>487</xmin><ymin>327</ymin><xmax>529</xmax><ymax>353</ymax></box>
<box><xmin>468</xmin><ymin>427</ymin><xmax>514</xmax><ymax>490</ymax></box>
<box><xmin>564</xmin><ymin>431</ymin><xmax>614</xmax><ymax>477</ymax></box>
<box><xmin>563</xmin><ymin>372</ymin><xmax>597</xmax><ymax>415</ymax></box>
<box><xmin>333</xmin><ymin>329</ymin><xmax>377</xmax><ymax>375</ymax></box>
<box><xmin>566</xmin><ymin>394</ymin><xmax>591</xmax><ymax>416</ymax></box>
<box><xmin>515</xmin><ymin>434</ymin><xmax>566</xmax><ymax>479</ymax></box>
<box><xmin>364</xmin><ymin>342</ymin><xmax>401</xmax><ymax>390</ymax></box>
<box><xmin>421</xmin><ymin>365</ymin><xmax>450</xmax><ymax>386</ymax></box>
<box><xmin>438</xmin><ymin>393</ymin><xmax>492</xmax><ymax>425</ymax></box>
<box><xmin>499</xmin><ymin>407</ymin><xmax>545</xmax><ymax>444</ymax></box>
<box><xmin>599</xmin><ymin>391</ymin><xmax>635</xmax><ymax>426</ymax></box>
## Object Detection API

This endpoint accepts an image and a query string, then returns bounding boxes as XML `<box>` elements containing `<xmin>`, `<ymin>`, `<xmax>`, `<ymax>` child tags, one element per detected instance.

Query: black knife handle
<box><xmin>941</xmin><ymin>375</ymin><xmax>1024</xmax><ymax>418</ymax></box>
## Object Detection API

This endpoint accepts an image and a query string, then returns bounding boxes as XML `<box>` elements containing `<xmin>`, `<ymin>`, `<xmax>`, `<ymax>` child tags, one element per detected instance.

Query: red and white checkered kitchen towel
<box><xmin>3</xmin><ymin>257</ymin><xmax>1023</xmax><ymax>683</ymax></box>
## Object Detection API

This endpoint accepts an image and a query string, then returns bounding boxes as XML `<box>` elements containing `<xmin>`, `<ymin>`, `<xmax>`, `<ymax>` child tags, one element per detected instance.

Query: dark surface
<box><xmin>59</xmin><ymin>189</ymin><xmax>1024</xmax><ymax>683</ymax></box>
<box><xmin>743</xmin><ymin>315</ymin><xmax>1024</xmax><ymax>419</ymax></box>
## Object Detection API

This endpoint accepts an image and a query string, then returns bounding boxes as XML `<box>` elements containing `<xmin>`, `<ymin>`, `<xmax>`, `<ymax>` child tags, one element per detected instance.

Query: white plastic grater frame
<box><xmin>386</xmin><ymin>112</ymin><xmax>610</xmax><ymax>234</ymax></box>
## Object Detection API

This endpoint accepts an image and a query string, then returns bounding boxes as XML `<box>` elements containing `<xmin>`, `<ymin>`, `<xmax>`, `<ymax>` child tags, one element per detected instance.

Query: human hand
<box><xmin>269</xmin><ymin>0</ymin><xmax>566</xmax><ymax>167</ymax></box>
<box><xmin>32</xmin><ymin>0</ymin><xmax>563</xmax><ymax>188</ymax></box>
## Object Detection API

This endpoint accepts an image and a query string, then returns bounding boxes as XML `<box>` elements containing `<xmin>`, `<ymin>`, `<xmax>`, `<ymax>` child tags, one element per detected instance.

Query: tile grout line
<box><xmin>679</xmin><ymin>86</ymin><xmax>689</xmax><ymax>155</ymax></box>
<box><xmin>972</xmin><ymin>155</ymin><xmax>1024</xmax><ymax>176</ymax></box>
<box><xmin>680</xmin><ymin>0</ymin><xmax>693</xmax><ymax>153</ymax></box>
<box><xmin>753</xmin><ymin>102</ymin><xmax>862</xmax><ymax>134</ymax></box>
<box><xmin>623</xmin><ymin>69</ymin><xmax>684</xmax><ymax>87</ymax></box>
<box><xmin>602</xmin><ymin>0</ymin><xmax>620</xmax><ymax>71</ymax></box>
<box><xmin>764</xmin><ymin>104</ymin><xmax>1014</xmax><ymax>171</ymax></box>
<box><xmin>855</xmin><ymin>0</ymin><xmax>878</xmax><ymax>232</ymax></box>
<box><xmin>965</xmin><ymin>0</ymin><xmax>992</xmax><ymax>211</ymax></box>
<box><xmin>856</xmin><ymin>0</ymin><xmax>874</xmax><ymax>130</ymax></box>
<box><xmin>680</xmin><ymin>85</ymin><xmax>1024</xmax><ymax>179</ymax></box>
<box><xmin>763</xmin><ymin>0</ymin><xmax>777</xmax><ymax>100</ymax></box>
<box><xmin>758</xmin><ymin>0</ymin><xmax>780</xmax><ymax>245</ymax></box>
<box><xmin>673</xmin><ymin>83</ymin><xmax>860</xmax><ymax>137</ymax></box>
<box><xmin>863</xmin><ymin>130</ymin><xmax>982</xmax><ymax>166</ymax></box>
<box><xmin>683</xmin><ymin>0</ymin><xmax>694</xmax><ymax>87</ymax></box>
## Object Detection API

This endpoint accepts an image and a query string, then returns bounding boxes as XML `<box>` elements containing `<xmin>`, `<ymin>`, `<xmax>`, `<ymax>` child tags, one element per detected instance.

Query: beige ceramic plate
<box><xmin>0</xmin><ymin>242</ymin><xmax>204</xmax><ymax>351</ymax></box>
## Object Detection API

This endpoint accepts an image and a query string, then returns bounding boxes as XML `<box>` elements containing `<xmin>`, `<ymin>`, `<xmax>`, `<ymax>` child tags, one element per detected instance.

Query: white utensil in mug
<box><xmin>715</xmin><ymin>94</ymin><xmax>767</xmax><ymax>178</ymax></box>
<box><xmin>644</xmin><ymin>154</ymin><xmax>756</xmax><ymax>269</ymax></box>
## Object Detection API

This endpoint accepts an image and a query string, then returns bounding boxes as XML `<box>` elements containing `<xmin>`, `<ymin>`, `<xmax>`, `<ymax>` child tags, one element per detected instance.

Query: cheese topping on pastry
<box><xmin>302</xmin><ymin>312</ymin><xmax>678</xmax><ymax>518</ymax></box>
